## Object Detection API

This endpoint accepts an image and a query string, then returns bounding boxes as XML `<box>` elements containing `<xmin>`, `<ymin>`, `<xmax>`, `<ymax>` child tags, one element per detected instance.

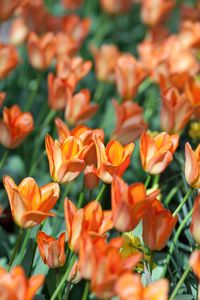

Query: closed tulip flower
<box><xmin>142</xmin><ymin>198</ymin><xmax>177</xmax><ymax>251</ymax></box>
<box><xmin>3</xmin><ymin>176</ymin><xmax>60</xmax><ymax>228</ymax></box>
<box><xmin>115</xmin><ymin>53</ymin><xmax>147</xmax><ymax>100</ymax></box>
<box><xmin>65</xmin><ymin>89</ymin><xmax>98</xmax><ymax>125</ymax></box>
<box><xmin>160</xmin><ymin>87</ymin><xmax>193</xmax><ymax>133</ymax></box>
<box><xmin>27</xmin><ymin>32</ymin><xmax>56</xmax><ymax>70</ymax></box>
<box><xmin>185</xmin><ymin>142</ymin><xmax>200</xmax><ymax>188</ymax></box>
<box><xmin>95</xmin><ymin>137</ymin><xmax>134</xmax><ymax>183</ymax></box>
<box><xmin>140</xmin><ymin>131</ymin><xmax>179</xmax><ymax>174</ymax></box>
<box><xmin>0</xmin><ymin>44</ymin><xmax>19</xmax><ymax>79</ymax></box>
<box><xmin>37</xmin><ymin>231</ymin><xmax>66</xmax><ymax>268</ymax></box>
<box><xmin>189</xmin><ymin>250</ymin><xmax>200</xmax><ymax>280</ymax></box>
<box><xmin>111</xmin><ymin>176</ymin><xmax>159</xmax><ymax>232</ymax></box>
<box><xmin>0</xmin><ymin>105</ymin><xmax>34</xmax><ymax>149</ymax></box>
<box><xmin>190</xmin><ymin>195</ymin><xmax>200</xmax><ymax>244</ymax></box>
<box><xmin>64</xmin><ymin>199</ymin><xmax>113</xmax><ymax>252</ymax></box>
<box><xmin>84</xmin><ymin>165</ymin><xmax>99</xmax><ymax>190</ymax></box>
<box><xmin>45</xmin><ymin>134</ymin><xmax>86</xmax><ymax>183</ymax></box>
<box><xmin>0</xmin><ymin>266</ymin><xmax>44</xmax><ymax>300</ymax></box>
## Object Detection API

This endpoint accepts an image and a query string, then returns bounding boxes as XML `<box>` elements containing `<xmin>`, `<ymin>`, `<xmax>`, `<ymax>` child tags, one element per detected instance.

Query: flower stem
<box><xmin>172</xmin><ymin>188</ymin><xmax>193</xmax><ymax>217</ymax></box>
<box><xmin>7</xmin><ymin>228</ymin><xmax>23</xmax><ymax>271</ymax></box>
<box><xmin>96</xmin><ymin>184</ymin><xmax>106</xmax><ymax>202</ymax></box>
<box><xmin>0</xmin><ymin>149</ymin><xmax>8</xmax><ymax>170</ymax></box>
<box><xmin>169</xmin><ymin>265</ymin><xmax>190</xmax><ymax>300</ymax></box>
<box><xmin>55</xmin><ymin>269</ymin><xmax>62</xmax><ymax>300</ymax></box>
<box><xmin>16</xmin><ymin>228</ymin><xmax>32</xmax><ymax>265</ymax></box>
<box><xmin>145</xmin><ymin>174</ymin><xmax>151</xmax><ymax>188</ymax></box>
<box><xmin>162</xmin><ymin>208</ymin><xmax>193</xmax><ymax>277</ymax></box>
<box><xmin>50</xmin><ymin>253</ymin><xmax>77</xmax><ymax>300</ymax></box>
<box><xmin>82</xmin><ymin>281</ymin><xmax>90</xmax><ymax>300</ymax></box>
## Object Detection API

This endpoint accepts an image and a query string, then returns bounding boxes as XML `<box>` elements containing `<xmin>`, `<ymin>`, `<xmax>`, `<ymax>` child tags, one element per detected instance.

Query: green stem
<box><xmin>169</xmin><ymin>265</ymin><xmax>190</xmax><ymax>300</ymax></box>
<box><xmin>153</xmin><ymin>174</ymin><xmax>159</xmax><ymax>186</ymax></box>
<box><xmin>0</xmin><ymin>149</ymin><xmax>8</xmax><ymax>169</ymax></box>
<box><xmin>164</xmin><ymin>182</ymin><xmax>182</xmax><ymax>206</ymax></box>
<box><xmin>145</xmin><ymin>174</ymin><xmax>151</xmax><ymax>188</ymax></box>
<box><xmin>50</xmin><ymin>253</ymin><xmax>77</xmax><ymax>300</ymax></box>
<box><xmin>25</xmin><ymin>73</ymin><xmax>42</xmax><ymax>111</ymax></box>
<box><xmin>162</xmin><ymin>209</ymin><xmax>193</xmax><ymax>277</ymax></box>
<box><xmin>7</xmin><ymin>228</ymin><xmax>23</xmax><ymax>271</ymax></box>
<box><xmin>56</xmin><ymin>269</ymin><xmax>62</xmax><ymax>300</ymax></box>
<box><xmin>82</xmin><ymin>281</ymin><xmax>90</xmax><ymax>300</ymax></box>
<box><xmin>96</xmin><ymin>184</ymin><xmax>106</xmax><ymax>202</ymax></box>
<box><xmin>149</xmin><ymin>251</ymin><xmax>154</xmax><ymax>274</ymax></box>
<box><xmin>16</xmin><ymin>228</ymin><xmax>32</xmax><ymax>265</ymax></box>
<box><xmin>138</xmin><ymin>78</ymin><xmax>152</xmax><ymax>95</ymax></box>
<box><xmin>172</xmin><ymin>188</ymin><xmax>193</xmax><ymax>217</ymax></box>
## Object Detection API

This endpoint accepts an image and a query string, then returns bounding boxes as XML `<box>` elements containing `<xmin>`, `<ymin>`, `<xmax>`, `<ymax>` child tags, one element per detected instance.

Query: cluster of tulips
<box><xmin>0</xmin><ymin>0</ymin><xmax>200</xmax><ymax>299</ymax></box>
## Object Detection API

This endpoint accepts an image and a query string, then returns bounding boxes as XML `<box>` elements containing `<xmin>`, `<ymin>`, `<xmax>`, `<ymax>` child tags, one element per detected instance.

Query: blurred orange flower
<box><xmin>37</xmin><ymin>231</ymin><xmax>66</xmax><ymax>268</ymax></box>
<box><xmin>111</xmin><ymin>176</ymin><xmax>159</xmax><ymax>232</ymax></box>
<box><xmin>185</xmin><ymin>76</ymin><xmax>200</xmax><ymax>108</ymax></box>
<box><xmin>3</xmin><ymin>176</ymin><xmax>60</xmax><ymax>228</ymax></box>
<box><xmin>0</xmin><ymin>105</ymin><xmax>34</xmax><ymax>149</ymax></box>
<box><xmin>112</xmin><ymin>100</ymin><xmax>147</xmax><ymax>145</ymax></box>
<box><xmin>78</xmin><ymin>234</ymin><xmax>142</xmax><ymax>299</ymax></box>
<box><xmin>100</xmin><ymin>0</ymin><xmax>133</xmax><ymax>15</ymax></box>
<box><xmin>90</xmin><ymin>44</ymin><xmax>120</xmax><ymax>82</ymax></box>
<box><xmin>140</xmin><ymin>131</ymin><xmax>179</xmax><ymax>174</ymax></box>
<box><xmin>65</xmin><ymin>89</ymin><xmax>98</xmax><ymax>125</ymax></box>
<box><xmin>0</xmin><ymin>266</ymin><xmax>44</xmax><ymax>300</ymax></box>
<box><xmin>9</xmin><ymin>18</ymin><xmax>29</xmax><ymax>45</ymax></box>
<box><xmin>190</xmin><ymin>250</ymin><xmax>200</xmax><ymax>280</ymax></box>
<box><xmin>27</xmin><ymin>32</ymin><xmax>56</xmax><ymax>70</ymax></box>
<box><xmin>160</xmin><ymin>87</ymin><xmax>193</xmax><ymax>133</ymax></box>
<box><xmin>62</xmin><ymin>0</ymin><xmax>83</xmax><ymax>10</ymax></box>
<box><xmin>185</xmin><ymin>142</ymin><xmax>200</xmax><ymax>188</ymax></box>
<box><xmin>0</xmin><ymin>44</ymin><xmax>18</xmax><ymax>79</ymax></box>
<box><xmin>95</xmin><ymin>137</ymin><xmax>134</xmax><ymax>183</ymax></box>
<box><xmin>142</xmin><ymin>198</ymin><xmax>177</xmax><ymax>251</ymax></box>
<box><xmin>48</xmin><ymin>73</ymin><xmax>71</xmax><ymax>111</ymax></box>
<box><xmin>141</xmin><ymin>0</ymin><xmax>175</xmax><ymax>27</ymax></box>
<box><xmin>0</xmin><ymin>0</ymin><xmax>21</xmax><ymax>21</ymax></box>
<box><xmin>45</xmin><ymin>135</ymin><xmax>86</xmax><ymax>183</ymax></box>
<box><xmin>190</xmin><ymin>195</ymin><xmax>200</xmax><ymax>244</ymax></box>
<box><xmin>115</xmin><ymin>53</ymin><xmax>147</xmax><ymax>100</ymax></box>
<box><xmin>64</xmin><ymin>199</ymin><xmax>113</xmax><ymax>252</ymax></box>
<box><xmin>0</xmin><ymin>92</ymin><xmax>6</xmax><ymax>108</ymax></box>
<box><xmin>115</xmin><ymin>272</ymin><xmax>169</xmax><ymax>300</ymax></box>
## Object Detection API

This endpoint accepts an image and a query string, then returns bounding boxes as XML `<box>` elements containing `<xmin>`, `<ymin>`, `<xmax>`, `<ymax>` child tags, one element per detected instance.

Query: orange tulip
<box><xmin>185</xmin><ymin>142</ymin><xmax>200</xmax><ymax>188</ymax></box>
<box><xmin>115</xmin><ymin>272</ymin><xmax>169</xmax><ymax>300</ymax></box>
<box><xmin>65</xmin><ymin>89</ymin><xmax>99</xmax><ymax>125</ymax></box>
<box><xmin>55</xmin><ymin>33</ymin><xmax>79</xmax><ymax>58</ymax></box>
<box><xmin>95</xmin><ymin>137</ymin><xmax>134</xmax><ymax>183</ymax></box>
<box><xmin>185</xmin><ymin>76</ymin><xmax>200</xmax><ymax>108</ymax></box>
<box><xmin>3</xmin><ymin>176</ymin><xmax>60</xmax><ymax>228</ymax></box>
<box><xmin>78</xmin><ymin>234</ymin><xmax>142</xmax><ymax>299</ymax></box>
<box><xmin>0</xmin><ymin>266</ymin><xmax>44</xmax><ymax>300</ymax></box>
<box><xmin>84</xmin><ymin>165</ymin><xmax>99</xmax><ymax>190</ymax></box>
<box><xmin>190</xmin><ymin>194</ymin><xmax>200</xmax><ymax>244</ymax></box>
<box><xmin>179</xmin><ymin>21</ymin><xmax>200</xmax><ymax>49</ymax></box>
<box><xmin>0</xmin><ymin>44</ymin><xmax>18</xmax><ymax>79</ymax></box>
<box><xmin>115</xmin><ymin>53</ymin><xmax>147</xmax><ymax>100</ymax></box>
<box><xmin>9</xmin><ymin>18</ymin><xmax>29</xmax><ymax>45</ymax></box>
<box><xmin>56</xmin><ymin>56</ymin><xmax>92</xmax><ymax>90</ymax></box>
<box><xmin>37</xmin><ymin>231</ymin><xmax>66</xmax><ymax>268</ymax></box>
<box><xmin>141</xmin><ymin>0</ymin><xmax>175</xmax><ymax>27</ymax></box>
<box><xmin>90</xmin><ymin>44</ymin><xmax>120</xmax><ymax>82</ymax></box>
<box><xmin>160</xmin><ymin>87</ymin><xmax>193</xmax><ymax>133</ymax></box>
<box><xmin>111</xmin><ymin>176</ymin><xmax>159</xmax><ymax>232</ymax></box>
<box><xmin>64</xmin><ymin>199</ymin><xmax>113</xmax><ymax>252</ymax></box>
<box><xmin>190</xmin><ymin>250</ymin><xmax>200</xmax><ymax>281</ymax></box>
<box><xmin>140</xmin><ymin>131</ymin><xmax>179</xmax><ymax>175</ymax></box>
<box><xmin>27</xmin><ymin>32</ymin><xmax>56</xmax><ymax>70</ymax></box>
<box><xmin>0</xmin><ymin>105</ymin><xmax>34</xmax><ymax>149</ymax></box>
<box><xmin>112</xmin><ymin>100</ymin><xmax>147</xmax><ymax>145</ymax></box>
<box><xmin>48</xmin><ymin>73</ymin><xmax>71</xmax><ymax>111</ymax></box>
<box><xmin>0</xmin><ymin>92</ymin><xmax>6</xmax><ymax>107</ymax></box>
<box><xmin>100</xmin><ymin>0</ymin><xmax>133</xmax><ymax>15</ymax></box>
<box><xmin>45</xmin><ymin>134</ymin><xmax>86</xmax><ymax>183</ymax></box>
<box><xmin>142</xmin><ymin>198</ymin><xmax>177</xmax><ymax>251</ymax></box>
<box><xmin>62</xmin><ymin>0</ymin><xmax>83</xmax><ymax>10</ymax></box>
<box><xmin>0</xmin><ymin>0</ymin><xmax>21</xmax><ymax>21</ymax></box>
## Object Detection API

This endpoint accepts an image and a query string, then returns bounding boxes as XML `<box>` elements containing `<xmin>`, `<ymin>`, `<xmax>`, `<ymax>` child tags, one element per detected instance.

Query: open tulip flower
<box><xmin>64</xmin><ymin>199</ymin><xmax>113</xmax><ymax>252</ymax></box>
<box><xmin>27</xmin><ymin>32</ymin><xmax>56</xmax><ymax>70</ymax></box>
<box><xmin>95</xmin><ymin>137</ymin><xmax>134</xmax><ymax>183</ymax></box>
<box><xmin>142</xmin><ymin>198</ymin><xmax>178</xmax><ymax>251</ymax></box>
<box><xmin>111</xmin><ymin>176</ymin><xmax>159</xmax><ymax>232</ymax></box>
<box><xmin>3</xmin><ymin>176</ymin><xmax>60</xmax><ymax>228</ymax></box>
<box><xmin>185</xmin><ymin>142</ymin><xmax>200</xmax><ymax>188</ymax></box>
<box><xmin>0</xmin><ymin>105</ymin><xmax>34</xmax><ymax>149</ymax></box>
<box><xmin>140</xmin><ymin>131</ymin><xmax>179</xmax><ymax>174</ymax></box>
<box><xmin>0</xmin><ymin>266</ymin><xmax>44</xmax><ymax>300</ymax></box>
<box><xmin>45</xmin><ymin>134</ymin><xmax>86</xmax><ymax>183</ymax></box>
<box><xmin>37</xmin><ymin>231</ymin><xmax>66</xmax><ymax>268</ymax></box>
<box><xmin>65</xmin><ymin>89</ymin><xmax>99</xmax><ymax>125</ymax></box>
<box><xmin>0</xmin><ymin>44</ymin><xmax>19</xmax><ymax>79</ymax></box>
